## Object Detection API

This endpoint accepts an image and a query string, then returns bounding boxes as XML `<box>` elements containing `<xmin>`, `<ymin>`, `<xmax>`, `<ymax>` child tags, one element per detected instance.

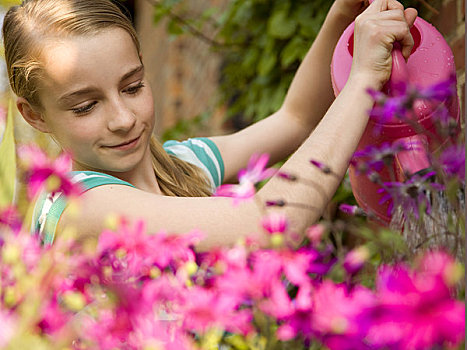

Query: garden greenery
<box><xmin>151</xmin><ymin>0</ymin><xmax>436</xmax><ymax>126</ymax></box>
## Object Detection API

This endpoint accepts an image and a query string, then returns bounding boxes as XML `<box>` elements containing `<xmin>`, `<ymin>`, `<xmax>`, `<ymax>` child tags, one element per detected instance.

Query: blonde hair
<box><xmin>3</xmin><ymin>0</ymin><xmax>213</xmax><ymax>197</ymax></box>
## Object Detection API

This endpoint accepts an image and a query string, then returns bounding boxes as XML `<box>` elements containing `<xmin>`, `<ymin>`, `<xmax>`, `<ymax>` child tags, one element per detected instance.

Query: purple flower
<box><xmin>338</xmin><ymin>204</ymin><xmax>366</xmax><ymax>216</ymax></box>
<box><xmin>310</xmin><ymin>159</ymin><xmax>333</xmax><ymax>174</ymax></box>
<box><xmin>438</xmin><ymin>143</ymin><xmax>465</xmax><ymax>183</ymax></box>
<box><xmin>351</xmin><ymin>141</ymin><xmax>408</xmax><ymax>174</ymax></box>
<box><xmin>377</xmin><ymin>171</ymin><xmax>444</xmax><ymax>218</ymax></box>
<box><xmin>418</xmin><ymin>74</ymin><xmax>457</xmax><ymax>101</ymax></box>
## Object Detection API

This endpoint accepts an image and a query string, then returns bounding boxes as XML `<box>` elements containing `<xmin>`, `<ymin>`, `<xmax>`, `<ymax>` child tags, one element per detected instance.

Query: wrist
<box><xmin>347</xmin><ymin>70</ymin><xmax>383</xmax><ymax>92</ymax></box>
<box><xmin>327</xmin><ymin>3</ymin><xmax>358</xmax><ymax>28</ymax></box>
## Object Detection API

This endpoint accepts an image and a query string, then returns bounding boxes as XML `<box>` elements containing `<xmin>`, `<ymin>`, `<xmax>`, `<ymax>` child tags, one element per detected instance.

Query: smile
<box><xmin>106</xmin><ymin>135</ymin><xmax>141</xmax><ymax>151</ymax></box>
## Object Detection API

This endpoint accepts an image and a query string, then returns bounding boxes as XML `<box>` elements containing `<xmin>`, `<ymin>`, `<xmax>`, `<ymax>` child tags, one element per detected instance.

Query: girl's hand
<box><xmin>349</xmin><ymin>0</ymin><xmax>417</xmax><ymax>90</ymax></box>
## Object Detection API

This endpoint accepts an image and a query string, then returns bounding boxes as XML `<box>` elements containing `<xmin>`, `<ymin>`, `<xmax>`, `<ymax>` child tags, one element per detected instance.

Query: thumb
<box><xmin>404</xmin><ymin>8</ymin><xmax>418</xmax><ymax>27</ymax></box>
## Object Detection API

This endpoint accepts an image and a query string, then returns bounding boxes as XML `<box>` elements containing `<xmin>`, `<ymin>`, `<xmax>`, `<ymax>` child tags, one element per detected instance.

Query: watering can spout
<box><xmin>394</xmin><ymin>134</ymin><xmax>431</xmax><ymax>181</ymax></box>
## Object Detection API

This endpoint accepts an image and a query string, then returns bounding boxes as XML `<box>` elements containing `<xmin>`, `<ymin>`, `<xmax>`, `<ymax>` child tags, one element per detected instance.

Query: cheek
<box><xmin>141</xmin><ymin>90</ymin><xmax>155</xmax><ymax>125</ymax></box>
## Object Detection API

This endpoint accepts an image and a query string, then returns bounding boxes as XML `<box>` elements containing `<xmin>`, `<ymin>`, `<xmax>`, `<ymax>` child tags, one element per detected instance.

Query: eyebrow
<box><xmin>58</xmin><ymin>64</ymin><xmax>145</xmax><ymax>104</ymax></box>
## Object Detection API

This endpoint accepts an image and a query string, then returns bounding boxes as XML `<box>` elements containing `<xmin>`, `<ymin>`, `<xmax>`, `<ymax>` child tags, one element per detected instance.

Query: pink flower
<box><xmin>0</xmin><ymin>206</ymin><xmax>22</xmax><ymax>234</ymax></box>
<box><xmin>343</xmin><ymin>246</ymin><xmax>370</xmax><ymax>275</ymax></box>
<box><xmin>306</xmin><ymin>224</ymin><xmax>325</xmax><ymax>245</ymax></box>
<box><xmin>238</xmin><ymin>153</ymin><xmax>276</xmax><ymax>183</ymax></box>
<box><xmin>214</xmin><ymin>153</ymin><xmax>276</xmax><ymax>206</ymax></box>
<box><xmin>129</xmin><ymin>313</ymin><xmax>195</xmax><ymax>350</ymax></box>
<box><xmin>258</xmin><ymin>279</ymin><xmax>294</xmax><ymax>319</ymax></box>
<box><xmin>311</xmin><ymin>281</ymin><xmax>376</xmax><ymax>349</ymax></box>
<box><xmin>150</xmin><ymin>229</ymin><xmax>203</xmax><ymax>269</ymax></box>
<box><xmin>81</xmin><ymin>309</ymin><xmax>134</xmax><ymax>350</ymax></box>
<box><xmin>214</xmin><ymin>181</ymin><xmax>256</xmax><ymax>206</ymax></box>
<box><xmin>367</xmin><ymin>251</ymin><xmax>465</xmax><ymax>350</ymax></box>
<box><xmin>0</xmin><ymin>310</ymin><xmax>17</xmax><ymax>347</ymax></box>
<box><xmin>261</xmin><ymin>212</ymin><xmax>289</xmax><ymax>234</ymax></box>
<box><xmin>18</xmin><ymin>145</ymin><xmax>81</xmax><ymax>199</ymax></box>
<box><xmin>181</xmin><ymin>286</ymin><xmax>252</xmax><ymax>335</ymax></box>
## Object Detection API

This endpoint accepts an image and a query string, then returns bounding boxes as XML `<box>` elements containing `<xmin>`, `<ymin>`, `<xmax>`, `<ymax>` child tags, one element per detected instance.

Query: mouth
<box><xmin>106</xmin><ymin>134</ymin><xmax>142</xmax><ymax>150</ymax></box>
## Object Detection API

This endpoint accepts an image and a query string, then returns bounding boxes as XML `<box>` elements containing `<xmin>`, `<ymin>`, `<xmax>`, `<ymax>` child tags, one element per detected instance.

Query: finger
<box><xmin>365</xmin><ymin>0</ymin><xmax>388</xmax><ymax>13</ymax></box>
<box><xmin>392</xmin><ymin>22</ymin><xmax>414</xmax><ymax>59</ymax></box>
<box><xmin>386</xmin><ymin>0</ymin><xmax>404</xmax><ymax>11</ymax></box>
<box><xmin>404</xmin><ymin>8</ymin><xmax>418</xmax><ymax>27</ymax></box>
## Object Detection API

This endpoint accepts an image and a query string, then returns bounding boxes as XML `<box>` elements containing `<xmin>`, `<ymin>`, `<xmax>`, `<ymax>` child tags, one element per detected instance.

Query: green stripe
<box><xmin>199</xmin><ymin>137</ymin><xmax>225</xmax><ymax>184</ymax></box>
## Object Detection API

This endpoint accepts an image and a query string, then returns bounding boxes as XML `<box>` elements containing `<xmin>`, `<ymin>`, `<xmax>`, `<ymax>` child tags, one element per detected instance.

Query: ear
<box><xmin>16</xmin><ymin>97</ymin><xmax>50</xmax><ymax>133</ymax></box>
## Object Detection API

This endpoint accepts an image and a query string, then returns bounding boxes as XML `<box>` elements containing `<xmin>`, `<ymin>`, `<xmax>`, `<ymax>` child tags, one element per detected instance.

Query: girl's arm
<box><xmin>211</xmin><ymin>0</ymin><xmax>370</xmax><ymax>183</ymax></box>
<box><xmin>60</xmin><ymin>0</ymin><xmax>417</xmax><ymax>251</ymax></box>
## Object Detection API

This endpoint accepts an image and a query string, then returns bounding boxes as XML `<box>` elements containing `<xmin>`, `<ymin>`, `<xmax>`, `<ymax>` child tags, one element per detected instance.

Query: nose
<box><xmin>107</xmin><ymin>97</ymin><xmax>136</xmax><ymax>133</ymax></box>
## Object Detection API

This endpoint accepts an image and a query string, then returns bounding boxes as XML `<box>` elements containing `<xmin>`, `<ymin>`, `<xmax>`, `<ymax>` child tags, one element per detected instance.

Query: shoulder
<box><xmin>163</xmin><ymin>137</ymin><xmax>225</xmax><ymax>188</ymax></box>
<box><xmin>32</xmin><ymin>170</ymin><xmax>135</xmax><ymax>244</ymax></box>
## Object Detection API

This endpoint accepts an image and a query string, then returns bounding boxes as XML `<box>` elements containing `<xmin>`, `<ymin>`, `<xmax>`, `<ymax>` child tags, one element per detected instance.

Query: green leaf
<box><xmin>267</xmin><ymin>9</ymin><xmax>297</xmax><ymax>39</ymax></box>
<box><xmin>0</xmin><ymin>99</ymin><xmax>16</xmax><ymax>208</ymax></box>
<box><xmin>153</xmin><ymin>6</ymin><xmax>170</xmax><ymax>25</ymax></box>
<box><xmin>167</xmin><ymin>19</ymin><xmax>184</xmax><ymax>36</ymax></box>
<box><xmin>280</xmin><ymin>36</ymin><xmax>306</xmax><ymax>67</ymax></box>
<box><xmin>257</xmin><ymin>52</ymin><xmax>277</xmax><ymax>76</ymax></box>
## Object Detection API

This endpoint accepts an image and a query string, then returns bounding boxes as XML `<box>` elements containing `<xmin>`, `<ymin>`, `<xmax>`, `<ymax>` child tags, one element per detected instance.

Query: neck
<box><xmin>73</xmin><ymin>147</ymin><xmax>162</xmax><ymax>195</ymax></box>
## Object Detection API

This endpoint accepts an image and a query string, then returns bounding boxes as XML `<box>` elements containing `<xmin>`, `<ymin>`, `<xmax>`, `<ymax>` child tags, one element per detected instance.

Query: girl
<box><xmin>3</xmin><ymin>0</ymin><xmax>417</xmax><ymax>250</ymax></box>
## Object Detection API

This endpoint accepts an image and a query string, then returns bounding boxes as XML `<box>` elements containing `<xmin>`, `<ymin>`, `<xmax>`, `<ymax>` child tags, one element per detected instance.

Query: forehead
<box><xmin>39</xmin><ymin>27</ymin><xmax>140</xmax><ymax>91</ymax></box>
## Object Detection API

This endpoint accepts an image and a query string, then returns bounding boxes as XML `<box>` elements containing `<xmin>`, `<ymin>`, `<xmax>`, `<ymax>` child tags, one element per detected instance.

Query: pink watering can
<box><xmin>331</xmin><ymin>13</ymin><xmax>460</xmax><ymax>224</ymax></box>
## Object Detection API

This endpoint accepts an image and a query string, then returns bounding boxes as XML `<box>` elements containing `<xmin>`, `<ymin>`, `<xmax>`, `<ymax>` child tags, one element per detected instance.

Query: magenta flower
<box><xmin>18</xmin><ymin>145</ymin><xmax>81</xmax><ymax>199</ymax></box>
<box><xmin>367</xmin><ymin>251</ymin><xmax>465</xmax><ymax>350</ymax></box>
<box><xmin>214</xmin><ymin>153</ymin><xmax>275</xmax><ymax>206</ymax></box>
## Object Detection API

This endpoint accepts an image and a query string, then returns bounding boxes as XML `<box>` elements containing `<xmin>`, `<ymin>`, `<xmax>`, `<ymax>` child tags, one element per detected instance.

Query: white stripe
<box><xmin>165</xmin><ymin>144</ymin><xmax>215</xmax><ymax>190</ymax></box>
<box><xmin>71</xmin><ymin>173</ymin><xmax>110</xmax><ymax>183</ymax></box>
<box><xmin>37</xmin><ymin>192</ymin><xmax>62</xmax><ymax>236</ymax></box>
<box><xmin>189</xmin><ymin>138</ymin><xmax>221</xmax><ymax>184</ymax></box>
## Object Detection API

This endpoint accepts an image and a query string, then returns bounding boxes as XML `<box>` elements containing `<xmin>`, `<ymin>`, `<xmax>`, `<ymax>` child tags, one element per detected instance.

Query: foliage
<box><xmin>151</xmin><ymin>0</ymin><xmax>439</xmax><ymax>125</ymax></box>
<box><xmin>0</xmin><ymin>101</ymin><xmax>15</xmax><ymax>207</ymax></box>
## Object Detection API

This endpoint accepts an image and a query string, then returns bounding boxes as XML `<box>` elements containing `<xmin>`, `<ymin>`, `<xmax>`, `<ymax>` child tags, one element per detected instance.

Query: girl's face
<box><xmin>36</xmin><ymin>27</ymin><xmax>155</xmax><ymax>173</ymax></box>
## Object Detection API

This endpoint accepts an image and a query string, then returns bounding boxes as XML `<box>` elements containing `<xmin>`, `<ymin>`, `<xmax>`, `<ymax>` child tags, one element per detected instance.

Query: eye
<box><xmin>71</xmin><ymin>101</ymin><xmax>97</xmax><ymax>115</ymax></box>
<box><xmin>124</xmin><ymin>82</ymin><xmax>145</xmax><ymax>95</ymax></box>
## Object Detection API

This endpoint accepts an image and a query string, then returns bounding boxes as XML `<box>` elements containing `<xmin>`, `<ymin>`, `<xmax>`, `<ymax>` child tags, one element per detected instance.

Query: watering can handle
<box><xmin>366</xmin><ymin>0</ymin><xmax>410</xmax><ymax>93</ymax></box>
<box><xmin>387</xmin><ymin>43</ymin><xmax>410</xmax><ymax>93</ymax></box>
